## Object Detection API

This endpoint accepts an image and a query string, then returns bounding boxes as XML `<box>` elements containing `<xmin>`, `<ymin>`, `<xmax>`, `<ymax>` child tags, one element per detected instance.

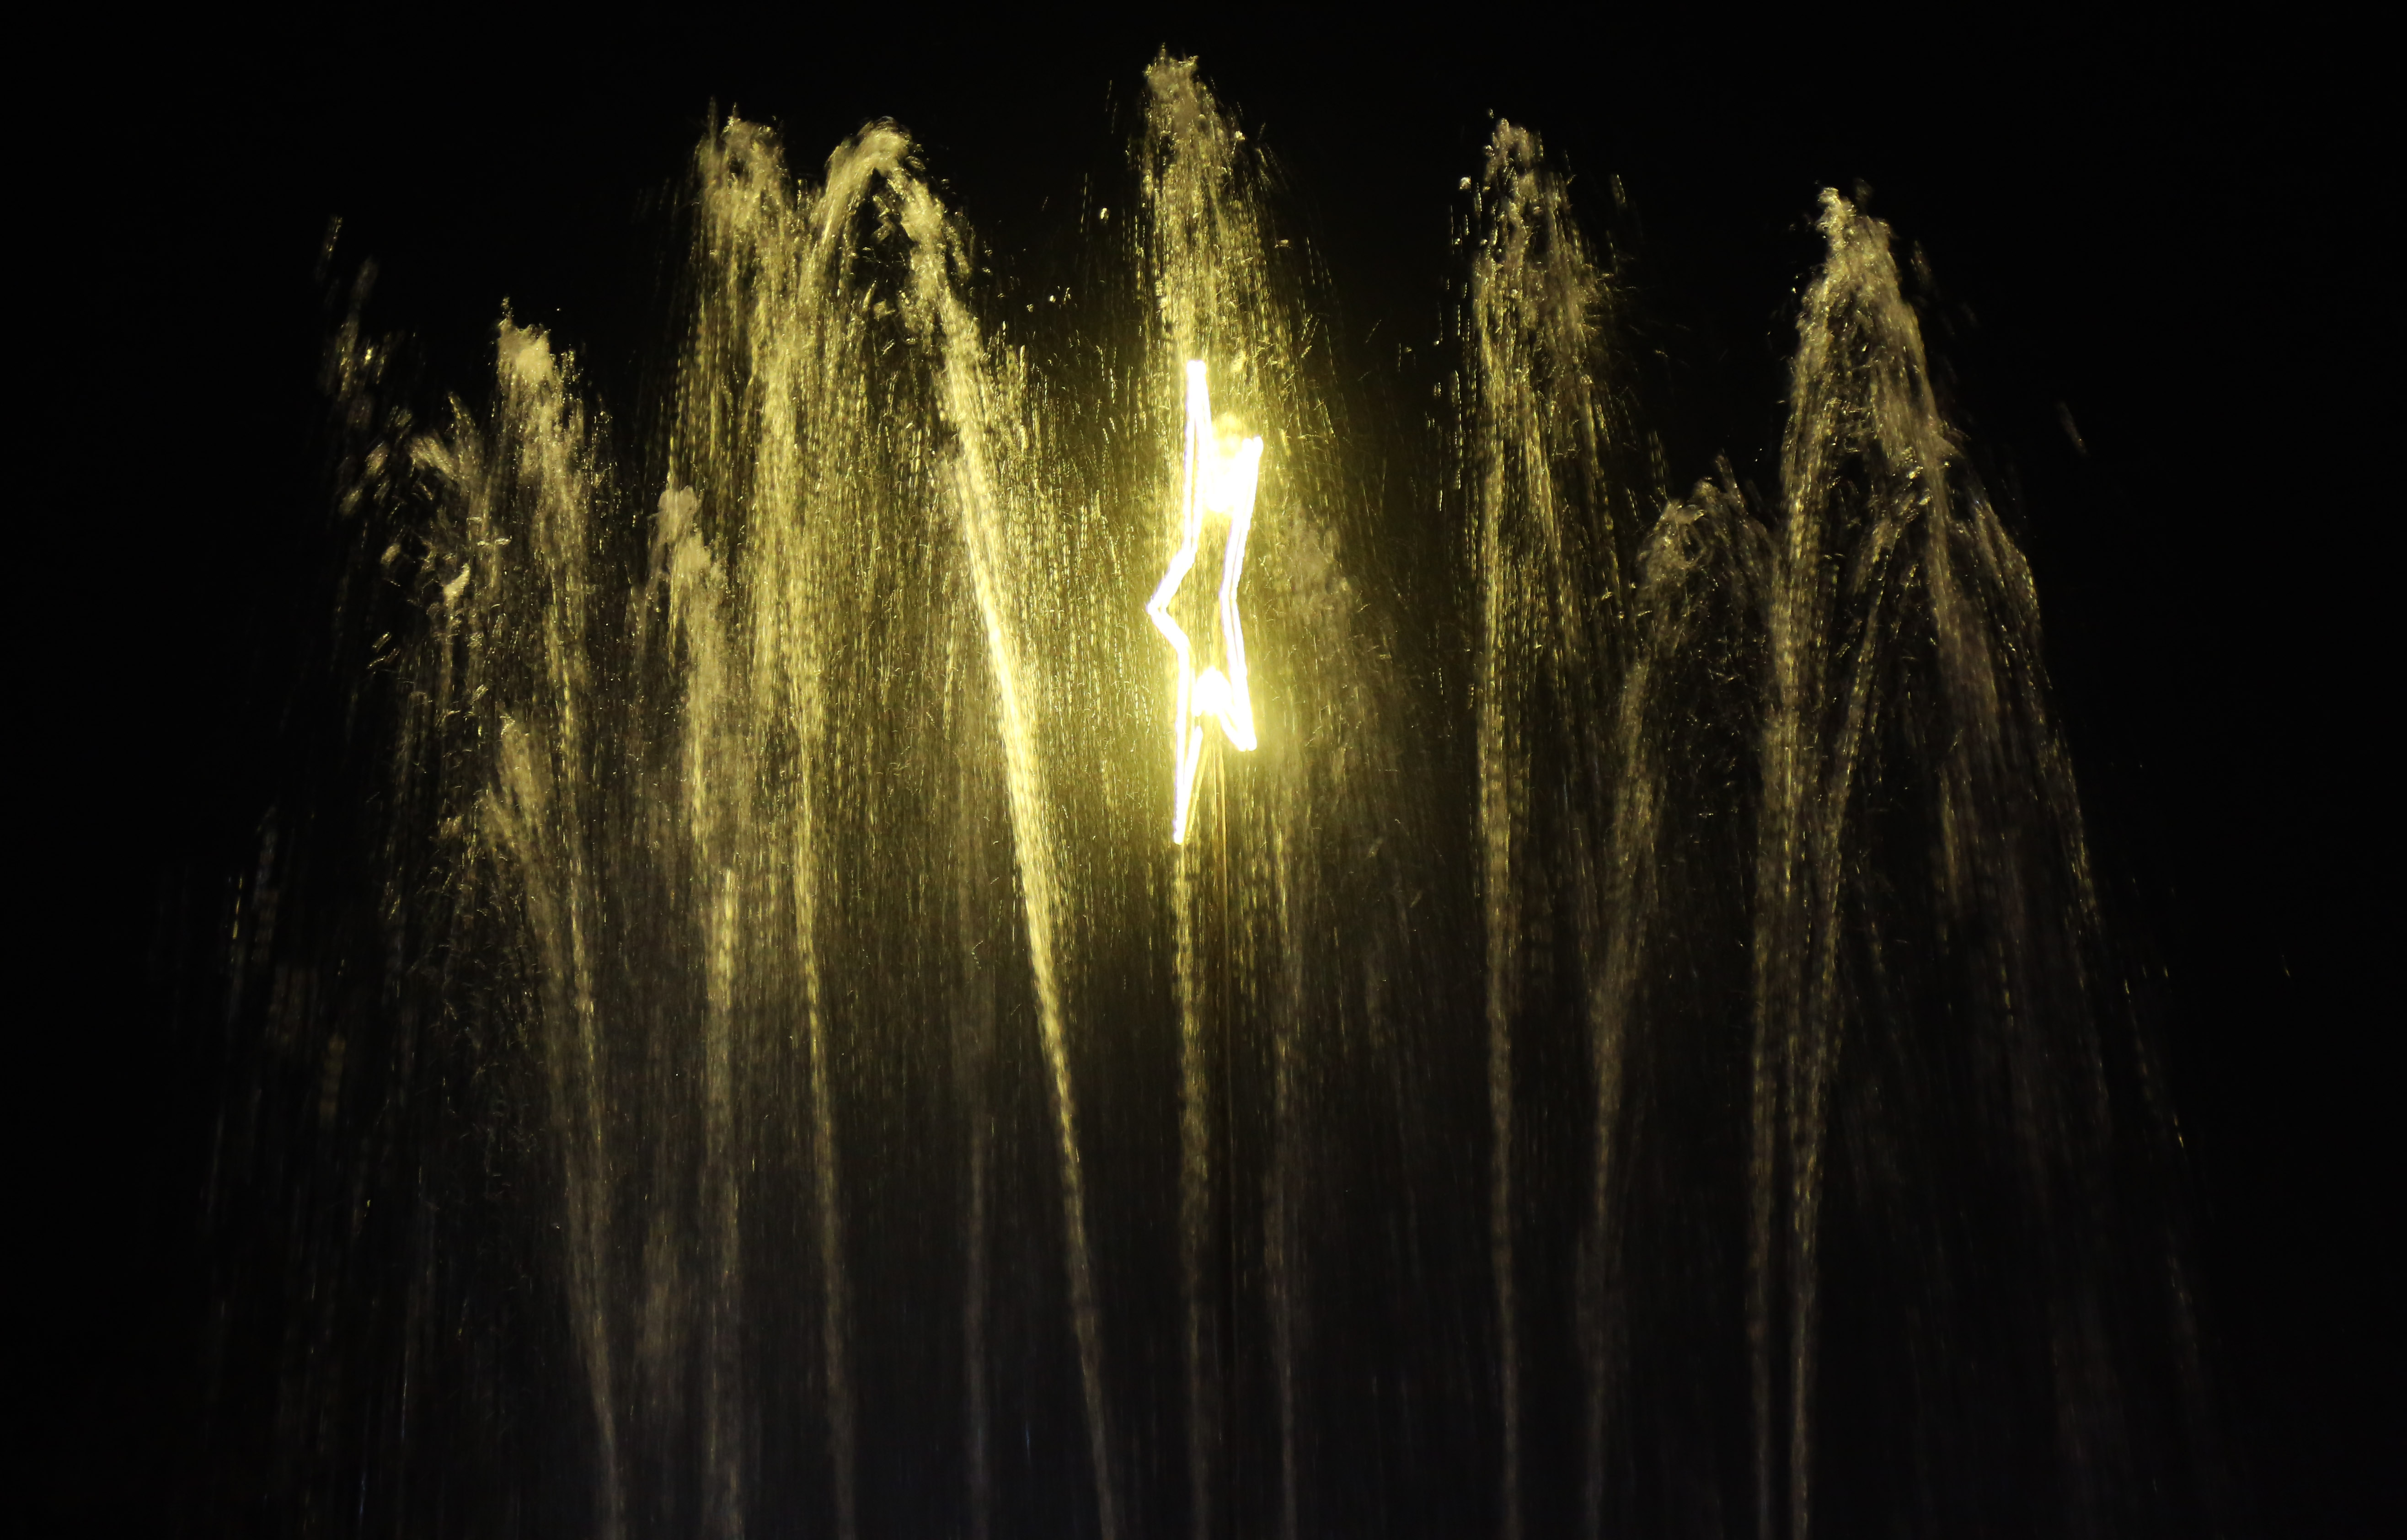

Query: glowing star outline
<box><xmin>1146</xmin><ymin>359</ymin><xmax>1262</xmax><ymax>845</ymax></box>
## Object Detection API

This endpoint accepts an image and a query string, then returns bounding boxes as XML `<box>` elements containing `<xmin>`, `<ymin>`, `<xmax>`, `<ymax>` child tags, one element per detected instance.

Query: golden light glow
<box><xmin>1146</xmin><ymin>359</ymin><xmax>1262</xmax><ymax>845</ymax></box>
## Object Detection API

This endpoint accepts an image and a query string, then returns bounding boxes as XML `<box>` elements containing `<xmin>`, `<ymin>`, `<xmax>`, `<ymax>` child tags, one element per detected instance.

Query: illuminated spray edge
<box><xmin>1146</xmin><ymin>360</ymin><xmax>1262</xmax><ymax>845</ymax></box>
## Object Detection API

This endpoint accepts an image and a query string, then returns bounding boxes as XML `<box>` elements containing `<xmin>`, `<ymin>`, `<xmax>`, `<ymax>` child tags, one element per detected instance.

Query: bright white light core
<box><xmin>1146</xmin><ymin>360</ymin><xmax>1262</xmax><ymax>845</ymax></box>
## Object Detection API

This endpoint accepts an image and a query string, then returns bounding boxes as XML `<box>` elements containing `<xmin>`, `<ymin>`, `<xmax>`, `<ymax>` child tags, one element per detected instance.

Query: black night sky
<box><xmin>37</xmin><ymin>16</ymin><xmax>2389</xmax><ymax>1534</ymax></box>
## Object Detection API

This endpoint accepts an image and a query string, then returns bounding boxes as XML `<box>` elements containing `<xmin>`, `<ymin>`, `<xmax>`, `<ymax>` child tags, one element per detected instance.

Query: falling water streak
<box><xmin>942</xmin><ymin>607</ymin><xmax>998</xmax><ymax>1540</ymax></box>
<box><xmin>683</xmin><ymin>118</ymin><xmax>966</xmax><ymax>1539</ymax></box>
<box><xmin>1475</xmin><ymin>132</ymin><xmax>1535</xmax><ymax>1540</ymax></box>
<box><xmin>1476</xmin><ymin>643</ymin><xmax>1521</xmax><ymax>1540</ymax></box>
<box><xmin>1270</xmin><ymin>829</ymin><xmax>1302</xmax><ymax>1540</ymax></box>
<box><xmin>1583</xmin><ymin>525</ymin><xmax>1664</xmax><ymax>1540</ymax></box>
<box><xmin>1471</xmin><ymin>457</ymin><xmax>1524</xmax><ymax>1540</ymax></box>
<box><xmin>1174</xmin><ymin>852</ymin><xmax>1218</xmax><ymax>1540</ymax></box>
<box><xmin>1470</xmin><ymin>250</ymin><xmax>1521</xmax><ymax>1540</ymax></box>
<box><xmin>701</xmin><ymin>874</ymin><xmax>742</xmax><ymax>1534</ymax></box>
<box><xmin>654</xmin><ymin>478</ymin><xmax>746</xmax><ymax>1535</ymax></box>
<box><xmin>1468</xmin><ymin>120</ymin><xmax>1630</xmax><ymax>1540</ymax></box>
<box><xmin>955</xmin><ymin>789</ymin><xmax>995</xmax><ymax>1540</ymax></box>
<box><xmin>1595</xmin><ymin>469</ymin><xmax>1768</xmax><ymax>1537</ymax></box>
<box><xmin>672</xmin><ymin>117</ymin><xmax>1124</xmax><ymax>1535</ymax></box>
<box><xmin>452</xmin><ymin>331</ymin><xmax>626</xmax><ymax>1537</ymax></box>
<box><xmin>717</xmin><ymin>123</ymin><xmax>867</xmax><ymax>1539</ymax></box>
<box><xmin>488</xmin><ymin>715</ymin><xmax>621</xmax><ymax>1537</ymax></box>
<box><xmin>804</xmin><ymin>140</ymin><xmax>949</xmax><ymax>1540</ymax></box>
<box><xmin>894</xmin><ymin>174</ymin><xmax>1121</xmax><ymax>1540</ymax></box>
<box><xmin>801</xmin><ymin>857</ymin><xmax>852</xmax><ymax>1540</ymax></box>
<box><xmin>963</xmin><ymin>1110</ymin><xmax>993</xmax><ymax>1540</ymax></box>
<box><xmin>1748</xmin><ymin>1008</ymin><xmax>1777</xmax><ymax>1540</ymax></box>
<box><xmin>1140</xmin><ymin>57</ymin><xmax>1300</xmax><ymax>1539</ymax></box>
<box><xmin>782</xmin><ymin>394</ymin><xmax>854</xmax><ymax>1540</ymax></box>
<box><xmin>1750</xmin><ymin>190</ymin><xmax>1958</xmax><ymax>1540</ymax></box>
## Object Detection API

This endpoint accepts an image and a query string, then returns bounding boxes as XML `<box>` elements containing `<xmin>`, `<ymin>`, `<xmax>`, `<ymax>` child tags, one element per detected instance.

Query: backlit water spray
<box><xmin>209</xmin><ymin>57</ymin><xmax>2214</xmax><ymax>1540</ymax></box>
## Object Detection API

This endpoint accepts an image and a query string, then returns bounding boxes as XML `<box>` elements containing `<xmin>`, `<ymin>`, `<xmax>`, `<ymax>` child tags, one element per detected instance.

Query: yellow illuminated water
<box><xmin>232</xmin><ymin>54</ymin><xmax>2204</xmax><ymax>1540</ymax></box>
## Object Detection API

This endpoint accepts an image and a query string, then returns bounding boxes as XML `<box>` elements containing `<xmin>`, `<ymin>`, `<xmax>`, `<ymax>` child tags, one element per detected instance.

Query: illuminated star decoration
<box><xmin>1146</xmin><ymin>359</ymin><xmax>1262</xmax><ymax>845</ymax></box>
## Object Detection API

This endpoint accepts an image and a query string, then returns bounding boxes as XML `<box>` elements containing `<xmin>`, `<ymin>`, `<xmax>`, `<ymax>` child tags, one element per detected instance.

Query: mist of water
<box><xmin>206</xmin><ymin>60</ymin><xmax>2212</xmax><ymax>1540</ymax></box>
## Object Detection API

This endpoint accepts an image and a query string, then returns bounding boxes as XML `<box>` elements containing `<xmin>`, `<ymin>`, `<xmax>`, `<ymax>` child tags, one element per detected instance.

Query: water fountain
<box><xmin>202</xmin><ymin>56</ymin><xmax>2215</xmax><ymax>1539</ymax></box>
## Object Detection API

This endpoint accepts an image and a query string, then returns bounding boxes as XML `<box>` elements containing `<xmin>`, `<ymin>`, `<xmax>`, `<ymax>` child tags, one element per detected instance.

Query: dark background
<box><xmin>34</xmin><ymin>14</ymin><xmax>2389</xmax><ymax>1534</ymax></box>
